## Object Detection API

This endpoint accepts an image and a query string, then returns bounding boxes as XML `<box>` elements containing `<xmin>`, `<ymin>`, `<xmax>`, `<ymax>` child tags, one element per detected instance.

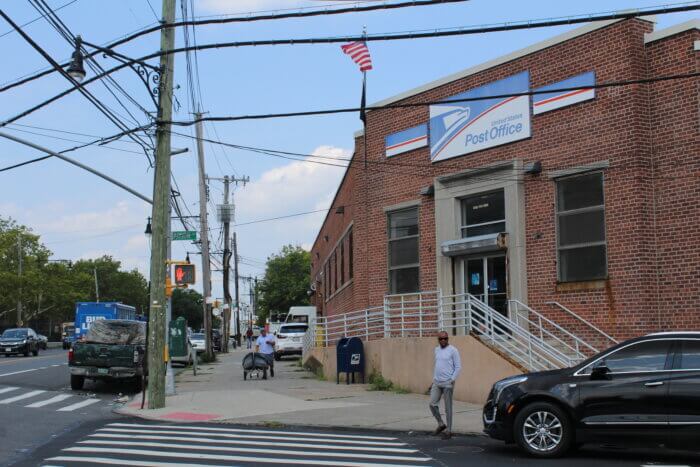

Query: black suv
<box><xmin>1</xmin><ymin>328</ymin><xmax>40</xmax><ymax>357</ymax></box>
<box><xmin>483</xmin><ymin>332</ymin><xmax>700</xmax><ymax>457</ymax></box>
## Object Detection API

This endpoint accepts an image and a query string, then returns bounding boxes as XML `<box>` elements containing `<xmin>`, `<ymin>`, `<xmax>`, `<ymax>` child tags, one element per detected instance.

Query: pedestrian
<box><xmin>246</xmin><ymin>327</ymin><xmax>253</xmax><ymax>349</ymax></box>
<box><xmin>255</xmin><ymin>328</ymin><xmax>276</xmax><ymax>379</ymax></box>
<box><xmin>429</xmin><ymin>331</ymin><xmax>461</xmax><ymax>439</ymax></box>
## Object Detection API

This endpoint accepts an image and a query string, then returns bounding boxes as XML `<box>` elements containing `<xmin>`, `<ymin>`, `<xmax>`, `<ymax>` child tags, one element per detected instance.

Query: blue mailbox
<box><xmin>336</xmin><ymin>336</ymin><xmax>365</xmax><ymax>384</ymax></box>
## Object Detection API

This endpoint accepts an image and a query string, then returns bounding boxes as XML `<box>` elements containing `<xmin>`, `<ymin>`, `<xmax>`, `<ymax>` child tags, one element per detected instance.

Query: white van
<box><xmin>285</xmin><ymin>306</ymin><xmax>317</xmax><ymax>325</ymax></box>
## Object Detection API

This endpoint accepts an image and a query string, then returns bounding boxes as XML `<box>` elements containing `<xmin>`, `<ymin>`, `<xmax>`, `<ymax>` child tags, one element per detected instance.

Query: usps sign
<box><xmin>429</xmin><ymin>71</ymin><xmax>531</xmax><ymax>163</ymax></box>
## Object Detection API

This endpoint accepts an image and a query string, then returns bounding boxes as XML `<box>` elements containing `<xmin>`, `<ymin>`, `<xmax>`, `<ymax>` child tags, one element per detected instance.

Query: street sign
<box><xmin>174</xmin><ymin>264</ymin><xmax>196</xmax><ymax>285</ymax></box>
<box><xmin>172</xmin><ymin>231</ymin><xmax>196</xmax><ymax>241</ymax></box>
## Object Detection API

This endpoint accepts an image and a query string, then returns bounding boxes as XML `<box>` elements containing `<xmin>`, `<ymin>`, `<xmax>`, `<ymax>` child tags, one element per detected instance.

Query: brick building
<box><xmin>310</xmin><ymin>18</ymin><xmax>700</xmax><ymax>340</ymax></box>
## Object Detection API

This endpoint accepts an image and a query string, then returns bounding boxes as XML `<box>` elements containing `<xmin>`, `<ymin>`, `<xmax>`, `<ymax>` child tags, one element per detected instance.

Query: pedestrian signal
<box><xmin>174</xmin><ymin>264</ymin><xmax>196</xmax><ymax>285</ymax></box>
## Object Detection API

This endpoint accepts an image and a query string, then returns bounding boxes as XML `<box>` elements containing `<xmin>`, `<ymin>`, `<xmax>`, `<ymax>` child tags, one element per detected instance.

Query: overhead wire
<box><xmin>0</xmin><ymin>0</ymin><xmax>472</xmax><ymax>92</ymax></box>
<box><xmin>4</xmin><ymin>4</ymin><xmax>698</xmax><ymax>130</ymax></box>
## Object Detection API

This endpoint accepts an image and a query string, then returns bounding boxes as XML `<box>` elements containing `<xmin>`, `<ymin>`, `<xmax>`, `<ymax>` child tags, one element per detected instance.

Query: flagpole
<box><xmin>362</xmin><ymin>71</ymin><xmax>367</xmax><ymax>170</ymax></box>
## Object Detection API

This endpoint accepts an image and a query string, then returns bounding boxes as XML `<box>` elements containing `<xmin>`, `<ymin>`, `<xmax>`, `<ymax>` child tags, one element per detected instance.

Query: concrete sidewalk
<box><xmin>116</xmin><ymin>347</ymin><xmax>485</xmax><ymax>434</ymax></box>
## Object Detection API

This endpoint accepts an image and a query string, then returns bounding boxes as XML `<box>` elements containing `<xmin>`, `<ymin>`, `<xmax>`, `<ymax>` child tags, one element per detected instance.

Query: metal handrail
<box><xmin>545</xmin><ymin>301</ymin><xmax>618</xmax><ymax>345</ymax></box>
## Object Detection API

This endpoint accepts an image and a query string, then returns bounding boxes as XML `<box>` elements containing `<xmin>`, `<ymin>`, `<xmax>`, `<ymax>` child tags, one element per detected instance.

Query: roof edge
<box><xmin>644</xmin><ymin>18</ymin><xmax>700</xmax><ymax>43</ymax></box>
<box><xmin>370</xmin><ymin>16</ymin><xmax>656</xmax><ymax>109</ymax></box>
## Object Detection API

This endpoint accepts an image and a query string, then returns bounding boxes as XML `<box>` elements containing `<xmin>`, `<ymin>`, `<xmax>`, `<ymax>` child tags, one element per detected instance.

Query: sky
<box><xmin>0</xmin><ymin>0</ymin><xmax>696</xmax><ymax>306</ymax></box>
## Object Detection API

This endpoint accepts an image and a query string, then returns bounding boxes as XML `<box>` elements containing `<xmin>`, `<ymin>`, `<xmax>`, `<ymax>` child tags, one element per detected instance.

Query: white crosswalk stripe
<box><xmin>0</xmin><ymin>385</ymin><xmax>106</xmax><ymax>412</ymax></box>
<box><xmin>56</xmin><ymin>397</ymin><xmax>101</xmax><ymax>411</ymax></box>
<box><xmin>44</xmin><ymin>422</ymin><xmax>435</xmax><ymax>466</ymax></box>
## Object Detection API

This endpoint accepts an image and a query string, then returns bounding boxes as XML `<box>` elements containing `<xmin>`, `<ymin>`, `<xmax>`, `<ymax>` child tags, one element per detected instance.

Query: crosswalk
<box><xmin>41</xmin><ymin>422</ymin><xmax>436</xmax><ymax>466</ymax></box>
<box><xmin>0</xmin><ymin>385</ymin><xmax>103</xmax><ymax>412</ymax></box>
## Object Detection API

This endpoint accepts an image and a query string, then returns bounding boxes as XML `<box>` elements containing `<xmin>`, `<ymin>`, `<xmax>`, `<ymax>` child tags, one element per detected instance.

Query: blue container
<box><xmin>336</xmin><ymin>337</ymin><xmax>365</xmax><ymax>384</ymax></box>
<box><xmin>74</xmin><ymin>302</ymin><xmax>137</xmax><ymax>341</ymax></box>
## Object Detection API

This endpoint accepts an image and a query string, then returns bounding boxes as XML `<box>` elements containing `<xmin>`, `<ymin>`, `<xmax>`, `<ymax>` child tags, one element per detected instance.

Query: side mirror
<box><xmin>591</xmin><ymin>362</ymin><xmax>611</xmax><ymax>379</ymax></box>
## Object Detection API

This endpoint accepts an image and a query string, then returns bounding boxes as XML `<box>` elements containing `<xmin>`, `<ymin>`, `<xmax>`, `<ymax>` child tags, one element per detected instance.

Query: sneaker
<box><xmin>441</xmin><ymin>431</ymin><xmax>452</xmax><ymax>440</ymax></box>
<box><xmin>432</xmin><ymin>425</ymin><xmax>447</xmax><ymax>436</ymax></box>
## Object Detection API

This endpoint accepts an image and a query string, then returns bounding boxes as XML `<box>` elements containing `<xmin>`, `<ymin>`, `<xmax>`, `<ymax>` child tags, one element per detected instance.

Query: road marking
<box><xmin>78</xmin><ymin>440</ymin><xmax>430</xmax><ymax>462</ymax></box>
<box><xmin>99</xmin><ymin>428</ymin><xmax>407</xmax><ymax>446</ymax></box>
<box><xmin>57</xmin><ymin>398</ymin><xmax>100</xmax><ymax>412</ymax></box>
<box><xmin>0</xmin><ymin>368</ymin><xmax>39</xmax><ymax>378</ymax></box>
<box><xmin>61</xmin><ymin>447</ymin><xmax>430</xmax><ymax>467</ymax></box>
<box><xmin>25</xmin><ymin>393</ymin><xmax>73</xmax><ymax>408</ymax></box>
<box><xmin>46</xmin><ymin>457</ymin><xmax>246</xmax><ymax>467</ymax></box>
<box><xmin>107</xmin><ymin>422</ymin><xmax>398</xmax><ymax>440</ymax></box>
<box><xmin>0</xmin><ymin>389</ymin><xmax>45</xmax><ymax>404</ymax></box>
<box><xmin>89</xmin><ymin>433</ymin><xmax>418</xmax><ymax>453</ymax></box>
<box><xmin>0</xmin><ymin>386</ymin><xmax>19</xmax><ymax>395</ymax></box>
<box><xmin>0</xmin><ymin>353</ymin><xmax>67</xmax><ymax>366</ymax></box>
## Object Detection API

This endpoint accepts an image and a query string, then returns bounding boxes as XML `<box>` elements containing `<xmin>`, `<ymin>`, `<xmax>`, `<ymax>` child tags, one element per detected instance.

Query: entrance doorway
<box><xmin>464</xmin><ymin>255</ymin><xmax>508</xmax><ymax>317</ymax></box>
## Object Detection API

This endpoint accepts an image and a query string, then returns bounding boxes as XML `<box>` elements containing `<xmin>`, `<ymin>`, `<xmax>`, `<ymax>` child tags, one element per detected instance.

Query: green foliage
<box><xmin>172</xmin><ymin>288</ymin><xmax>203</xmax><ymax>330</ymax></box>
<box><xmin>256</xmin><ymin>245</ymin><xmax>311</xmax><ymax>323</ymax></box>
<box><xmin>0</xmin><ymin>215</ymin><xmax>149</xmax><ymax>335</ymax></box>
<box><xmin>367</xmin><ymin>371</ymin><xmax>409</xmax><ymax>393</ymax></box>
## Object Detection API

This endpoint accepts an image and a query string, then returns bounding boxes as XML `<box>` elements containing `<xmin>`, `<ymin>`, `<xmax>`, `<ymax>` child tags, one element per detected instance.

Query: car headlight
<box><xmin>493</xmin><ymin>375</ymin><xmax>528</xmax><ymax>403</ymax></box>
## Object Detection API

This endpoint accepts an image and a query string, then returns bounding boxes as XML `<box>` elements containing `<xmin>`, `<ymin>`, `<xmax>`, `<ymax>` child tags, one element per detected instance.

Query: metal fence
<box><xmin>303</xmin><ymin>290</ymin><xmax>617</xmax><ymax>372</ymax></box>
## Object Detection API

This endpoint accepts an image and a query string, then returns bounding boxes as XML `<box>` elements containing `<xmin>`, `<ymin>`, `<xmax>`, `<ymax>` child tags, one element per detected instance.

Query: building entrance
<box><xmin>464</xmin><ymin>255</ymin><xmax>508</xmax><ymax>317</ymax></box>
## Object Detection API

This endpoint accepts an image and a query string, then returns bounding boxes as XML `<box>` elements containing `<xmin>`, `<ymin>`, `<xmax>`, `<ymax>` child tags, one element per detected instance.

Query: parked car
<box><xmin>69</xmin><ymin>319</ymin><xmax>146</xmax><ymax>391</ymax></box>
<box><xmin>483</xmin><ymin>332</ymin><xmax>700</xmax><ymax>458</ymax></box>
<box><xmin>190</xmin><ymin>333</ymin><xmax>206</xmax><ymax>353</ymax></box>
<box><xmin>37</xmin><ymin>334</ymin><xmax>48</xmax><ymax>350</ymax></box>
<box><xmin>1</xmin><ymin>328</ymin><xmax>40</xmax><ymax>357</ymax></box>
<box><xmin>274</xmin><ymin>323</ymin><xmax>308</xmax><ymax>361</ymax></box>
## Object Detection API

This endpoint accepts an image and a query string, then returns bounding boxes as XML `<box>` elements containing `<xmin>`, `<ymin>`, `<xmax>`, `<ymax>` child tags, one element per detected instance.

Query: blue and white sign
<box><xmin>533</xmin><ymin>71</ymin><xmax>595</xmax><ymax>115</ymax></box>
<box><xmin>385</xmin><ymin>124</ymin><xmax>428</xmax><ymax>158</ymax></box>
<box><xmin>429</xmin><ymin>71</ymin><xmax>531</xmax><ymax>163</ymax></box>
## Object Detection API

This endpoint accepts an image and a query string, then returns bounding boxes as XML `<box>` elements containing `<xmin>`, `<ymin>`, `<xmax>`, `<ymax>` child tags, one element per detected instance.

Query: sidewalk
<box><xmin>116</xmin><ymin>346</ymin><xmax>485</xmax><ymax>434</ymax></box>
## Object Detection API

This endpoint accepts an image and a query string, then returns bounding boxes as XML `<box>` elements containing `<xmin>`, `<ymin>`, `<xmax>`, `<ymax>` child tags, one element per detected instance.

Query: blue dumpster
<box><xmin>336</xmin><ymin>337</ymin><xmax>365</xmax><ymax>384</ymax></box>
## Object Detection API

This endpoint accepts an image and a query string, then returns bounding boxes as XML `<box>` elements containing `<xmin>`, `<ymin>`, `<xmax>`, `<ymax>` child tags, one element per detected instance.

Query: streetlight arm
<box><xmin>0</xmin><ymin>131</ymin><xmax>153</xmax><ymax>205</ymax></box>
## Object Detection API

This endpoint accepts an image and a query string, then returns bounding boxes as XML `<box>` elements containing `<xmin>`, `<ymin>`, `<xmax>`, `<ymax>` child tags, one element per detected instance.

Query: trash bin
<box><xmin>336</xmin><ymin>337</ymin><xmax>365</xmax><ymax>384</ymax></box>
<box><xmin>169</xmin><ymin>317</ymin><xmax>188</xmax><ymax>361</ymax></box>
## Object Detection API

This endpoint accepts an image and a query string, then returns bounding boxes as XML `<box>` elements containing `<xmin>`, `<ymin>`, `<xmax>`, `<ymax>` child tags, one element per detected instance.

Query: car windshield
<box><xmin>191</xmin><ymin>333</ymin><xmax>204</xmax><ymax>339</ymax></box>
<box><xmin>280</xmin><ymin>325</ymin><xmax>308</xmax><ymax>334</ymax></box>
<box><xmin>1</xmin><ymin>329</ymin><xmax>27</xmax><ymax>339</ymax></box>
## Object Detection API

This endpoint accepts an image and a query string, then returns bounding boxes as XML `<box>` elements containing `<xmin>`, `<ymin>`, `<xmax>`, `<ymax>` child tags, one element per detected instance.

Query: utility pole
<box><xmin>94</xmin><ymin>266</ymin><xmax>99</xmax><ymax>302</ymax></box>
<box><xmin>233</xmin><ymin>232</ymin><xmax>240</xmax><ymax>346</ymax></box>
<box><xmin>194</xmin><ymin>111</ymin><xmax>213</xmax><ymax>361</ymax></box>
<box><xmin>17</xmin><ymin>234</ymin><xmax>22</xmax><ymax>327</ymax></box>
<box><xmin>146</xmin><ymin>0</ymin><xmax>176</xmax><ymax>410</ymax></box>
<box><xmin>209</xmin><ymin>175</ymin><xmax>248</xmax><ymax>352</ymax></box>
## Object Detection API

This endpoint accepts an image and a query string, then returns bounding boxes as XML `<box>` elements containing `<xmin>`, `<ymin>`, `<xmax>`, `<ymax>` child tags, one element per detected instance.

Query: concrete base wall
<box><xmin>304</xmin><ymin>335</ymin><xmax>522</xmax><ymax>405</ymax></box>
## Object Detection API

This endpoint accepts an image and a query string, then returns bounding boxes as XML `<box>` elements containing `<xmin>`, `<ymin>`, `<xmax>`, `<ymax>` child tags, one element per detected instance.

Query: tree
<box><xmin>256</xmin><ymin>245</ymin><xmax>311</xmax><ymax>324</ymax></box>
<box><xmin>172</xmin><ymin>288</ymin><xmax>203</xmax><ymax>330</ymax></box>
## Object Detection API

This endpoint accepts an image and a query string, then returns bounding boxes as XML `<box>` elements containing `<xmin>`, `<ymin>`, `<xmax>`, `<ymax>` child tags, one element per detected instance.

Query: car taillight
<box><xmin>68</xmin><ymin>348</ymin><xmax>74</xmax><ymax>363</ymax></box>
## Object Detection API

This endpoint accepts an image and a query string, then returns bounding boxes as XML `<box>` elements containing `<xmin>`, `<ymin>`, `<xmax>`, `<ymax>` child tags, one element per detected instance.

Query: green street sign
<box><xmin>172</xmin><ymin>231</ymin><xmax>196</xmax><ymax>241</ymax></box>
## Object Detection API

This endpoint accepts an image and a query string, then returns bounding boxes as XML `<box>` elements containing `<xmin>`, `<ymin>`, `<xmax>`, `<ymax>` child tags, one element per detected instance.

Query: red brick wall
<box><xmin>310</xmin><ymin>19</ymin><xmax>700</xmax><ymax>340</ymax></box>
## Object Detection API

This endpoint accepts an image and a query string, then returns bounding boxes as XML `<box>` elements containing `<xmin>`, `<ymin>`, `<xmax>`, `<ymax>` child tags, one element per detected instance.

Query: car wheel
<box><xmin>24</xmin><ymin>349</ymin><xmax>30</xmax><ymax>357</ymax></box>
<box><xmin>133</xmin><ymin>375</ymin><xmax>144</xmax><ymax>392</ymax></box>
<box><xmin>514</xmin><ymin>402</ymin><xmax>573</xmax><ymax>458</ymax></box>
<box><xmin>70</xmin><ymin>375</ymin><xmax>85</xmax><ymax>390</ymax></box>
<box><xmin>32</xmin><ymin>348</ymin><xmax>38</xmax><ymax>356</ymax></box>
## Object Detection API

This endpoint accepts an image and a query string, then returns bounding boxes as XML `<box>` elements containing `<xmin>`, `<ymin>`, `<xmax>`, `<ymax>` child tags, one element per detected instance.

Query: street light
<box><xmin>66</xmin><ymin>35</ymin><xmax>86</xmax><ymax>83</ymax></box>
<box><xmin>145</xmin><ymin>217</ymin><xmax>153</xmax><ymax>235</ymax></box>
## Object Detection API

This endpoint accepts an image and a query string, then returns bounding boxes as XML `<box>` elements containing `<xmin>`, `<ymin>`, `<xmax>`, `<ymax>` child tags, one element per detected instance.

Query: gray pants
<box><xmin>429</xmin><ymin>383</ymin><xmax>454</xmax><ymax>432</ymax></box>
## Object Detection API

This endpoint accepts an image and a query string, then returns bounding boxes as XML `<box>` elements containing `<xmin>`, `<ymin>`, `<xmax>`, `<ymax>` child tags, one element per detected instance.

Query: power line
<box><xmin>0</xmin><ymin>0</ymin><xmax>470</xmax><ymax>93</ymax></box>
<box><xmin>0</xmin><ymin>0</ymin><xmax>78</xmax><ymax>39</ymax></box>
<box><xmin>163</xmin><ymin>71</ymin><xmax>700</xmax><ymax>125</ymax></box>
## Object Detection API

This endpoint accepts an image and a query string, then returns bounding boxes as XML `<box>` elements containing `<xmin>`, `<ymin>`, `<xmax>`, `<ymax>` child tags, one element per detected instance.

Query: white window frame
<box><xmin>460</xmin><ymin>189</ymin><xmax>506</xmax><ymax>239</ymax></box>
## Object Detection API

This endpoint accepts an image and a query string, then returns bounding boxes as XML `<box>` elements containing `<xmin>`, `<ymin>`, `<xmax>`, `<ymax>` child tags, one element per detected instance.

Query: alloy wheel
<box><xmin>522</xmin><ymin>410</ymin><xmax>563</xmax><ymax>452</ymax></box>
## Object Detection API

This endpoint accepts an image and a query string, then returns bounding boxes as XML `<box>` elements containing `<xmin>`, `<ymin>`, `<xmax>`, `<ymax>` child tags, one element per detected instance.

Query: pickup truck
<box><xmin>69</xmin><ymin>319</ymin><xmax>146</xmax><ymax>391</ymax></box>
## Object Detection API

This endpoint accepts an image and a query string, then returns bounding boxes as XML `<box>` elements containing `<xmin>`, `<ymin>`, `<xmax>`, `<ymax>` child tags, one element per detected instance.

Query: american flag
<box><xmin>341</xmin><ymin>41</ymin><xmax>373</xmax><ymax>72</ymax></box>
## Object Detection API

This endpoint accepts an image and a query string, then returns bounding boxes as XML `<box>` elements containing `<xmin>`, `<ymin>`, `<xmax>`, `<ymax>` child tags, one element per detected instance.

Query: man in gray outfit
<box><xmin>429</xmin><ymin>331</ymin><xmax>461</xmax><ymax>439</ymax></box>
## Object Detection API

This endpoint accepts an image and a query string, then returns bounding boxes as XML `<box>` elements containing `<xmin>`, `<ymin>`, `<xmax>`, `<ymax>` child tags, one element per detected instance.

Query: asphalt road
<box><xmin>15</xmin><ymin>418</ymin><xmax>700</xmax><ymax>466</ymax></box>
<box><xmin>0</xmin><ymin>347</ymin><xmax>135</xmax><ymax>466</ymax></box>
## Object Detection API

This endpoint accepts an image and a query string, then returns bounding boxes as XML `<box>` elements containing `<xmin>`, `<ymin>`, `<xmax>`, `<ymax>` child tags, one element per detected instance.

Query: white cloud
<box><xmin>198</xmin><ymin>0</ymin><xmax>313</xmax><ymax>14</ymax></box>
<box><xmin>36</xmin><ymin>201</ymin><xmax>145</xmax><ymax>235</ymax></box>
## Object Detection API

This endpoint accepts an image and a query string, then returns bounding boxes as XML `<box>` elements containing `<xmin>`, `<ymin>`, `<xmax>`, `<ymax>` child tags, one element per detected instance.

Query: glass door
<box><xmin>464</xmin><ymin>255</ymin><xmax>507</xmax><ymax>317</ymax></box>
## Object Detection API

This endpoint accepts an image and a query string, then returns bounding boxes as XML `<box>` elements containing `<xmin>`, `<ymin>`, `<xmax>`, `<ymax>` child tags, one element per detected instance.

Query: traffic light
<box><xmin>174</xmin><ymin>263</ymin><xmax>196</xmax><ymax>285</ymax></box>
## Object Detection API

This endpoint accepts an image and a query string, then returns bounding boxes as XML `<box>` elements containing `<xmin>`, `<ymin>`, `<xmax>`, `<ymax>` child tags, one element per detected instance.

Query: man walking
<box><xmin>430</xmin><ymin>331</ymin><xmax>461</xmax><ymax>439</ymax></box>
<box><xmin>255</xmin><ymin>328</ymin><xmax>276</xmax><ymax>379</ymax></box>
<box><xmin>246</xmin><ymin>327</ymin><xmax>253</xmax><ymax>349</ymax></box>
